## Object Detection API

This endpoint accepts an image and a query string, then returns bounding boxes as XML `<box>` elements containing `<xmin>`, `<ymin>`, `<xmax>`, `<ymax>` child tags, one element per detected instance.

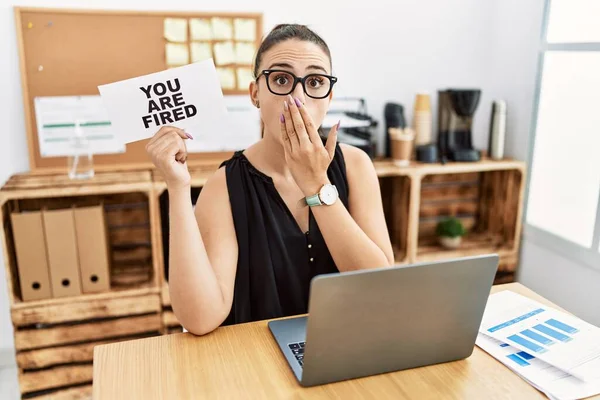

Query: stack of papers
<box><xmin>476</xmin><ymin>291</ymin><xmax>600</xmax><ymax>400</ymax></box>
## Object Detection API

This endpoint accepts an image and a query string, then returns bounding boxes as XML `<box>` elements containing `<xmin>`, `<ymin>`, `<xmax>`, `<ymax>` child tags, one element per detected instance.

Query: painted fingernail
<box><xmin>283</xmin><ymin>101</ymin><xmax>288</xmax><ymax>111</ymax></box>
<box><xmin>294</xmin><ymin>97</ymin><xmax>302</xmax><ymax>107</ymax></box>
<box><xmin>336</xmin><ymin>120</ymin><xmax>341</xmax><ymax>130</ymax></box>
<box><xmin>185</xmin><ymin>133</ymin><xmax>194</xmax><ymax>140</ymax></box>
<box><xmin>280</xmin><ymin>113</ymin><xmax>285</xmax><ymax>123</ymax></box>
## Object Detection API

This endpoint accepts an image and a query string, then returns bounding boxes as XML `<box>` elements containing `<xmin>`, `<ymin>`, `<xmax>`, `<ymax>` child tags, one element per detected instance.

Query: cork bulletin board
<box><xmin>15</xmin><ymin>7</ymin><xmax>263</xmax><ymax>173</ymax></box>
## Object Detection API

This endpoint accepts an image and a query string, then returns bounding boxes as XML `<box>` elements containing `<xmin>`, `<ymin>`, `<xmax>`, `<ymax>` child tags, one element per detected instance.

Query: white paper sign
<box><xmin>98</xmin><ymin>60</ymin><xmax>227</xmax><ymax>144</ymax></box>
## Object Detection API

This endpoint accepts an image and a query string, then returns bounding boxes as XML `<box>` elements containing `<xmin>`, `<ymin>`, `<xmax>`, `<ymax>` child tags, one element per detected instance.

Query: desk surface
<box><xmin>92</xmin><ymin>283</ymin><xmax>589</xmax><ymax>399</ymax></box>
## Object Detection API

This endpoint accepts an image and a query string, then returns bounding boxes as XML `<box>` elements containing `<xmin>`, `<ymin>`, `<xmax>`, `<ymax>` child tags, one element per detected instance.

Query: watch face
<box><xmin>319</xmin><ymin>185</ymin><xmax>338</xmax><ymax>205</ymax></box>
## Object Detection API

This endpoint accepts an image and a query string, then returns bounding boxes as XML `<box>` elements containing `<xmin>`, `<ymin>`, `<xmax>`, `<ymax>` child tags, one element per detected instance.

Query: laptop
<box><xmin>268</xmin><ymin>254</ymin><xmax>498</xmax><ymax>387</ymax></box>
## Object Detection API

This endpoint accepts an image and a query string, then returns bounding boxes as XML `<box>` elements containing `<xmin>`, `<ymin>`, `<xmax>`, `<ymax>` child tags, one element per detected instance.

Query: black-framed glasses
<box><xmin>256</xmin><ymin>69</ymin><xmax>338</xmax><ymax>99</ymax></box>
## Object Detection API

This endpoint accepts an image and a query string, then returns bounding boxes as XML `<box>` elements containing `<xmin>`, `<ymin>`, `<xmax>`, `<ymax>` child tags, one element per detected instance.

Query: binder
<box><xmin>74</xmin><ymin>206</ymin><xmax>111</xmax><ymax>293</ymax></box>
<box><xmin>42</xmin><ymin>209</ymin><xmax>82</xmax><ymax>297</ymax></box>
<box><xmin>10</xmin><ymin>212</ymin><xmax>53</xmax><ymax>301</ymax></box>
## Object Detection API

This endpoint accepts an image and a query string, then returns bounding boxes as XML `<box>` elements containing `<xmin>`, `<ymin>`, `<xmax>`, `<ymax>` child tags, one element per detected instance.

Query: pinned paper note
<box><xmin>216</xmin><ymin>67</ymin><xmax>236</xmax><ymax>90</ymax></box>
<box><xmin>185</xmin><ymin>95</ymin><xmax>261</xmax><ymax>153</ymax></box>
<box><xmin>166</xmin><ymin>43</ymin><xmax>189</xmax><ymax>66</ymax></box>
<box><xmin>34</xmin><ymin>96</ymin><xmax>125</xmax><ymax>157</ymax></box>
<box><xmin>213</xmin><ymin>42</ymin><xmax>235</xmax><ymax>65</ymax></box>
<box><xmin>190</xmin><ymin>18</ymin><xmax>212</xmax><ymax>40</ymax></box>
<box><xmin>236</xmin><ymin>68</ymin><xmax>254</xmax><ymax>91</ymax></box>
<box><xmin>211</xmin><ymin>18</ymin><xmax>233</xmax><ymax>40</ymax></box>
<box><xmin>98</xmin><ymin>60</ymin><xmax>227</xmax><ymax>144</ymax></box>
<box><xmin>164</xmin><ymin>18</ymin><xmax>188</xmax><ymax>42</ymax></box>
<box><xmin>235</xmin><ymin>42</ymin><xmax>256</xmax><ymax>65</ymax></box>
<box><xmin>190</xmin><ymin>43</ymin><xmax>213</xmax><ymax>63</ymax></box>
<box><xmin>234</xmin><ymin>18</ymin><xmax>256</xmax><ymax>41</ymax></box>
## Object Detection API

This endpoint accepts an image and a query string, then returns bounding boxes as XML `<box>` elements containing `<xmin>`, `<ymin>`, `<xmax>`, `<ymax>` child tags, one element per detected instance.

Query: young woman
<box><xmin>146</xmin><ymin>24</ymin><xmax>394</xmax><ymax>335</ymax></box>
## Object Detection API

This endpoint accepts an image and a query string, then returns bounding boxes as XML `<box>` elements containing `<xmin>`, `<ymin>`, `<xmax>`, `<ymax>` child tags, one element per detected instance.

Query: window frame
<box><xmin>524</xmin><ymin>0</ymin><xmax>600</xmax><ymax>271</ymax></box>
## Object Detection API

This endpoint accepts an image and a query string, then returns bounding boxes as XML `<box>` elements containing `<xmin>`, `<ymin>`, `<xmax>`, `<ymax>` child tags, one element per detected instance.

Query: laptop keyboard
<box><xmin>288</xmin><ymin>341</ymin><xmax>306</xmax><ymax>367</ymax></box>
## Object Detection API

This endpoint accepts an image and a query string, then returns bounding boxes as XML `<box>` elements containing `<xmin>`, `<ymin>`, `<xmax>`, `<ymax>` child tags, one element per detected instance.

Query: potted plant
<box><xmin>436</xmin><ymin>217</ymin><xmax>466</xmax><ymax>249</ymax></box>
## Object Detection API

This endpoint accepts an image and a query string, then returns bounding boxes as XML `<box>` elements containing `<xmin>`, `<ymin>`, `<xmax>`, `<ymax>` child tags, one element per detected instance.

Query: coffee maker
<box><xmin>437</xmin><ymin>89</ymin><xmax>481</xmax><ymax>162</ymax></box>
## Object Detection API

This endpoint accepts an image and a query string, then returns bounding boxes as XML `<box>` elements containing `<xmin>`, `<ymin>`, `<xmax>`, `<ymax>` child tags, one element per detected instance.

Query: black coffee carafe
<box><xmin>437</xmin><ymin>89</ymin><xmax>481</xmax><ymax>162</ymax></box>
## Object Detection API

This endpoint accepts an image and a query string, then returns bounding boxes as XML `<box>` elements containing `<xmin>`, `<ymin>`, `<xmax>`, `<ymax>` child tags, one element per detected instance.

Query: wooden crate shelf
<box><xmin>11</xmin><ymin>291</ymin><xmax>161</xmax><ymax>398</ymax></box>
<box><xmin>416</xmin><ymin>233</ymin><xmax>514</xmax><ymax>262</ymax></box>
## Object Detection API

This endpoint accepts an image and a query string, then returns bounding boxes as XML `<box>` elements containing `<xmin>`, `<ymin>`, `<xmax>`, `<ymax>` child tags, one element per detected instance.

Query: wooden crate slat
<box><xmin>494</xmin><ymin>272</ymin><xmax>516</xmax><ymax>285</ymax></box>
<box><xmin>162</xmin><ymin>310</ymin><xmax>180</xmax><ymax>328</ymax></box>
<box><xmin>105</xmin><ymin>207</ymin><xmax>149</xmax><ymax>227</ymax></box>
<box><xmin>16</xmin><ymin>334</ymin><xmax>157</xmax><ymax>369</ymax></box>
<box><xmin>12</xmin><ymin>293</ymin><xmax>160</xmax><ymax>326</ymax></box>
<box><xmin>28</xmin><ymin>384</ymin><xmax>93</xmax><ymax>400</ymax></box>
<box><xmin>19</xmin><ymin>364</ymin><xmax>92</xmax><ymax>394</ymax></box>
<box><xmin>419</xmin><ymin>200</ymin><xmax>479</xmax><ymax>219</ymax></box>
<box><xmin>420</xmin><ymin>184</ymin><xmax>479</xmax><ymax>202</ymax></box>
<box><xmin>166</xmin><ymin>326</ymin><xmax>184</xmax><ymax>335</ymax></box>
<box><xmin>15</xmin><ymin>314</ymin><xmax>161</xmax><ymax>350</ymax></box>
<box><xmin>111</xmin><ymin>246</ymin><xmax>152</xmax><ymax>263</ymax></box>
<box><xmin>162</xmin><ymin>283</ymin><xmax>171</xmax><ymax>306</ymax></box>
<box><xmin>421</xmin><ymin>172</ymin><xmax>480</xmax><ymax>184</ymax></box>
<box><xmin>109</xmin><ymin>225</ymin><xmax>151</xmax><ymax>244</ymax></box>
<box><xmin>11</xmin><ymin>285</ymin><xmax>158</xmax><ymax>311</ymax></box>
<box><xmin>416</xmin><ymin>234</ymin><xmax>514</xmax><ymax>263</ymax></box>
<box><xmin>3</xmin><ymin>171</ymin><xmax>151</xmax><ymax>191</ymax></box>
<box><xmin>111</xmin><ymin>269</ymin><xmax>153</xmax><ymax>287</ymax></box>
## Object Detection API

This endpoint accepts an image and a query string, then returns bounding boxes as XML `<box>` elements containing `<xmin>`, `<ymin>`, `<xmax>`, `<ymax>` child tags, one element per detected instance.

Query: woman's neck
<box><xmin>247</xmin><ymin>130</ymin><xmax>294</xmax><ymax>182</ymax></box>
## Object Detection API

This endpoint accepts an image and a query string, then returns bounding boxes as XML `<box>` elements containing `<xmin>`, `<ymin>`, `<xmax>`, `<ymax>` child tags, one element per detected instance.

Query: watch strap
<box><xmin>305</xmin><ymin>193</ymin><xmax>322</xmax><ymax>207</ymax></box>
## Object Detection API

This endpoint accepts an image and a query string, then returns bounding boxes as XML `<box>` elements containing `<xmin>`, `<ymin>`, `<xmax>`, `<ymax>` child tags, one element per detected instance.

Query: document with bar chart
<box><xmin>476</xmin><ymin>334</ymin><xmax>600</xmax><ymax>400</ymax></box>
<box><xmin>479</xmin><ymin>291</ymin><xmax>600</xmax><ymax>383</ymax></box>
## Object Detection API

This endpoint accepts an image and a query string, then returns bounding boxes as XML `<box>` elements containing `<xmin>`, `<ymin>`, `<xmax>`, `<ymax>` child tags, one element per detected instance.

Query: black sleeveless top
<box><xmin>219</xmin><ymin>143</ymin><xmax>349</xmax><ymax>325</ymax></box>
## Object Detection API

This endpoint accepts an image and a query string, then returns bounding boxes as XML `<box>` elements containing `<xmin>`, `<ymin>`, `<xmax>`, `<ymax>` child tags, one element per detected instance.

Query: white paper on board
<box><xmin>190</xmin><ymin>43</ymin><xmax>212</xmax><ymax>63</ymax></box>
<box><xmin>185</xmin><ymin>95</ymin><xmax>261</xmax><ymax>153</ymax></box>
<box><xmin>216</xmin><ymin>67</ymin><xmax>236</xmax><ymax>90</ymax></box>
<box><xmin>211</xmin><ymin>18</ymin><xmax>233</xmax><ymax>40</ymax></box>
<box><xmin>213</xmin><ymin>42</ymin><xmax>236</xmax><ymax>66</ymax></box>
<box><xmin>190</xmin><ymin>18</ymin><xmax>212</xmax><ymax>40</ymax></box>
<box><xmin>164</xmin><ymin>18</ymin><xmax>188</xmax><ymax>42</ymax></box>
<box><xmin>236</xmin><ymin>68</ymin><xmax>254</xmax><ymax>91</ymax></box>
<box><xmin>234</xmin><ymin>18</ymin><xmax>256</xmax><ymax>41</ymax></box>
<box><xmin>166</xmin><ymin>43</ymin><xmax>189</xmax><ymax>66</ymax></box>
<box><xmin>235</xmin><ymin>42</ymin><xmax>256</xmax><ymax>64</ymax></box>
<box><xmin>34</xmin><ymin>95</ymin><xmax>125</xmax><ymax>157</ymax></box>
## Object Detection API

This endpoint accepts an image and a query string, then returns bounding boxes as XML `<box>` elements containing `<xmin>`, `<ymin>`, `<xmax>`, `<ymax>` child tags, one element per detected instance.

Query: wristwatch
<box><xmin>305</xmin><ymin>184</ymin><xmax>339</xmax><ymax>207</ymax></box>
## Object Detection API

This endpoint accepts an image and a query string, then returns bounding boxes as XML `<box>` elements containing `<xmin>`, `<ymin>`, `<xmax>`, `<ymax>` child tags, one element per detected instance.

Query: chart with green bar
<box><xmin>34</xmin><ymin>96</ymin><xmax>124</xmax><ymax>157</ymax></box>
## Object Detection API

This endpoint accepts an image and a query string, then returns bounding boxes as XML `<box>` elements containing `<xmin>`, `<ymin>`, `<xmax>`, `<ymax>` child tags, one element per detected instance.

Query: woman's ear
<box><xmin>249</xmin><ymin>80</ymin><xmax>259</xmax><ymax>107</ymax></box>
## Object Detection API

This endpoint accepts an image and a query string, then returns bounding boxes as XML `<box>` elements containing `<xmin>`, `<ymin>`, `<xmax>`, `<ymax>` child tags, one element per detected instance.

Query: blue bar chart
<box><xmin>534</xmin><ymin>324</ymin><xmax>573</xmax><ymax>343</ymax></box>
<box><xmin>517</xmin><ymin>351</ymin><xmax>535</xmax><ymax>361</ymax></box>
<box><xmin>546</xmin><ymin>319</ymin><xmax>579</xmax><ymax>334</ymax></box>
<box><xmin>507</xmin><ymin>334</ymin><xmax>548</xmax><ymax>353</ymax></box>
<box><xmin>507</xmin><ymin>354</ymin><xmax>531</xmax><ymax>367</ymax></box>
<box><xmin>521</xmin><ymin>329</ymin><xmax>555</xmax><ymax>346</ymax></box>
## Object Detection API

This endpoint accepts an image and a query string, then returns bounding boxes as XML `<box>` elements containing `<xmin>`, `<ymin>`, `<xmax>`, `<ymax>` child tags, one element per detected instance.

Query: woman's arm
<box><xmin>146</xmin><ymin>127</ymin><xmax>237</xmax><ymax>335</ymax></box>
<box><xmin>307</xmin><ymin>145</ymin><xmax>394</xmax><ymax>271</ymax></box>
<box><xmin>168</xmin><ymin>168</ymin><xmax>238</xmax><ymax>335</ymax></box>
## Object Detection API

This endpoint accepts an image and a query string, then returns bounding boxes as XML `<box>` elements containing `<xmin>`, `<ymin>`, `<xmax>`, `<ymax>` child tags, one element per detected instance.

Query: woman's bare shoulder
<box><xmin>339</xmin><ymin>143</ymin><xmax>374</xmax><ymax>173</ymax></box>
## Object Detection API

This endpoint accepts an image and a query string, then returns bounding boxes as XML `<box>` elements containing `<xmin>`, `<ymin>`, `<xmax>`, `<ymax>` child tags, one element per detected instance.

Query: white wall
<box><xmin>4</xmin><ymin>0</ymin><xmax>595</xmax><ymax>366</ymax></box>
<box><xmin>519</xmin><ymin>240</ymin><xmax>600</xmax><ymax>326</ymax></box>
<box><xmin>0</xmin><ymin>2</ymin><xmax>30</xmax><ymax>364</ymax></box>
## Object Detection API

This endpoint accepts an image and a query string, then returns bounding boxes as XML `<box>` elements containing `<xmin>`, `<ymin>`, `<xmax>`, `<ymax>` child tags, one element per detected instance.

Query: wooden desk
<box><xmin>92</xmin><ymin>283</ymin><xmax>592</xmax><ymax>399</ymax></box>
